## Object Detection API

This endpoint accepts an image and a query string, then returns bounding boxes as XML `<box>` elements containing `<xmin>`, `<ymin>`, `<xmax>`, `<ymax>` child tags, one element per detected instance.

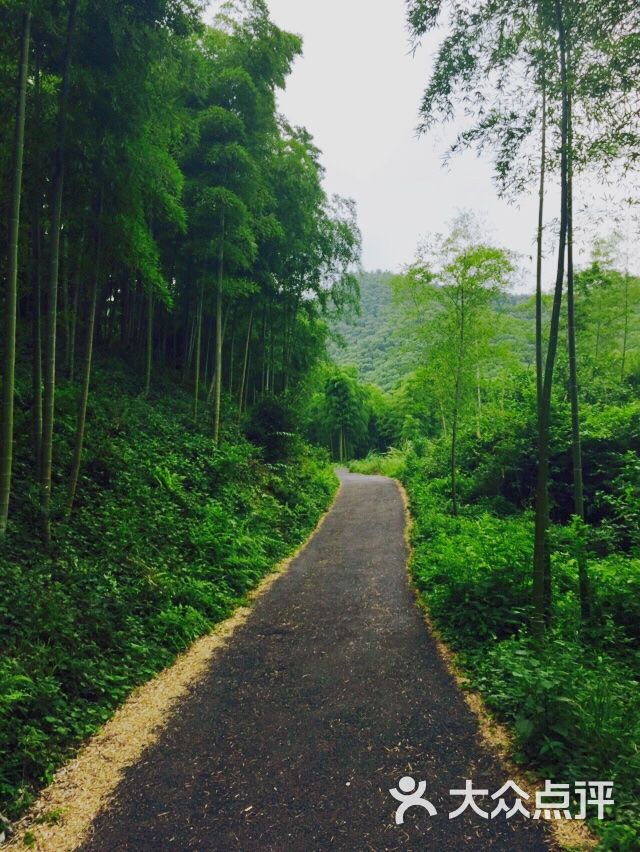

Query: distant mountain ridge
<box><xmin>329</xmin><ymin>271</ymin><xmax>414</xmax><ymax>390</ymax></box>
<box><xmin>329</xmin><ymin>271</ymin><xmax>539</xmax><ymax>390</ymax></box>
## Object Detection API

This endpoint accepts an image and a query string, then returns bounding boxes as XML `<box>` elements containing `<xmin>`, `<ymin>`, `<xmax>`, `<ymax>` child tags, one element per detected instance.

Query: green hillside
<box><xmin>331</xmin><ymin>271</ymin><xmax>542</xmax><ymax>390</ymax></box>
<box><xmin>330</xmin><ymin>271</ymin><xmax>414</xmax><ymax>390</ymax></box>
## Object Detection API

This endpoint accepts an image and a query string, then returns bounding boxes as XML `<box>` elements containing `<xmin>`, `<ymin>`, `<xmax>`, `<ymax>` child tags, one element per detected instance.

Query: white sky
<box><xmin>207</xmin><ymin>0</ymin><xmax>638</xmax><ymax>286</ymax></box>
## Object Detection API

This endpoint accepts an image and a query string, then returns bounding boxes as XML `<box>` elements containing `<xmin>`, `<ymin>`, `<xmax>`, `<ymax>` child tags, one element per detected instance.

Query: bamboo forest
<box><xmin>0</xmin><ymin>1</ymin><xmax>638</xmax><ymax>850</ymax></box>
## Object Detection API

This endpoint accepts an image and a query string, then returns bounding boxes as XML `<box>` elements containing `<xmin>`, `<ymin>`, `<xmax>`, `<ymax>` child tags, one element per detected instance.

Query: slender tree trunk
<box><xmin>534</xmin><ymin>40</ymin><xmax>552</xmax><ymax>627</ymax></box>
<box><xmin>144</xmin><ymin>289</ymin><xmax>153</xmax><ymax>397</ymax></box>
<box><xmin>536</xmin><ymin>69</ymin><xmax>547</xmax><ymax>414</ymax></box>
<box><xmin>475</xmin><ymin>363</ymin><xmax>482</xmax><ymax>439</ymax></box>
<box><xmin>238</xmin><ymin>307</ymin><xmax>253</xmax><ymax>416</ymax></box>
<box><xmin>243</xmin><ymin>346</ymin><xmax>252</xmax><ymax>413</ymax></box>
<box><xmin>40</xmin><ymin>0</ymin><xmax>78</xmax><ymax>543</ymax></box>
<box><xmin>450</xmin><ymin>403</ymin><xmax>459</xmax><ymax>517</ymax></box>
<box><xmin>565</xmin><ymin>77</ymin><xmax>590</xmax><ymax>623</ymax></box>
<box><xmin>68</xmin><ymin>224</ymin><xmax>86</xmax><ymax>382</ymax></box>
<box><xmin>66</xmin><ymin>196</ymin><xmax>103</xmax><ymax>516</ymax></box>
<box><xmin>261</xmin><ymin>301</ymin><xmax>267</xmax><ymax>395</ymax></box>
<box><xmin>0</xmin><ymin>2</ymin><xmax>31</xmax><ymax>538</ymax></box>
<box><xmin>203</xmin><ymin>319</ymin><xmax>212</xmax><ymax>393</ymax></box>
<box><xmin>451</xmin><ymin>291</ymin><xmax>465</xmax><ymax>518</ymax></box>
<box><xmin>532</xmin><ymin>0</ymin><xmax>570</xmax><ymax>640</ymax></box>
<box><xmin>439</xmin><ymin>401</ymin><xmax>447</xmax><ymax>436</ymax></box>
<box><xmin>193</xmin><ymin>281</ymin><xmax>203</xmax><ymax>419</ymax></box>
<box><xmin>32</xmin><ymin>53</ymin><xmax>43</xmax><ymax>471</ymax></box>
<box><xmin>185</xmin><ymin>310</ymin><xmax>196</xmax><ymax>382</ymax></box>
<box><xmin>69</xmin><ymin>273</ymin><xmax>80</xmax><ymax>382</ymax></box>
<box><xmin>269</xmin><ymin>303</ymin><xmax>275</xmax><ymax>394</ymax></box>
<box><xmin>32</xmin><ymin>213</ymin><xmax>43</xmax><ymax>470</ymax></box>
<box><xmin>620</xmin><ymin>272</ymin><xmax>630</xmax><ymax>381</ymax></box>
<box><xmin>213</xmin><ymin>213</ymin><xmax>225</xmax><ymax>445</ymax></box>
<box><xmin>61</xmin><ymin>232</ymin><xmax>71</xmax><ymax>373</ymax></box>
<box><xmin>593</xmin><ymin>316</ymin><xmax>601</xmax><ymax>378</ymax></box>
<box><xmin>285</xmin><ymin>298</ymin><xmax>301</xmax><ymax>393</ymax></box>
<box><xmin>228</xmin><ymin>325</ymin><xmax>236</xmax><ymax>396</ymax></box>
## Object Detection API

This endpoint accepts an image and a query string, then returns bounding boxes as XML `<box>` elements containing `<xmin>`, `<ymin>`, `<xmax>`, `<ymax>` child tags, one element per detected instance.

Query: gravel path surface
<box><xmin>80</xmin><ymin>471</ymin><xmax>551</xmax><ymax>851</ymax></box>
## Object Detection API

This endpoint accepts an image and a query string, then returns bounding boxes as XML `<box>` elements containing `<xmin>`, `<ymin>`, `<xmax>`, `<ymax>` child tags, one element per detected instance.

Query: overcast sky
<box><xmin>207</xmin><ymin>0</ymin><xmax>636</xmax><ymax>285</ymax></box>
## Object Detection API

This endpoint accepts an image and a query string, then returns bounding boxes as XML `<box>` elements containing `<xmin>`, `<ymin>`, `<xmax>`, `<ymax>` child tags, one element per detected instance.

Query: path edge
<box><xmin>6</xmin><ymin>478</ymin><xmax>343</xmax><ymax>852</ymax></box>
<box><xmin>393</xmin><ymin>478</ymin><xmax>598</xmax><ymax>852</ymax></box>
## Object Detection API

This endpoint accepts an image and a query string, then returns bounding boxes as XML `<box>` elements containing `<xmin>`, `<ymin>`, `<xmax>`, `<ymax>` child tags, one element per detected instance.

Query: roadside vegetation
<box><xmin>0</xmin><ymin>358</ymin><xmax>336</xmax><ymax>821</ymax></box>
<box><xmin>344</xmin><ymin>244</ymin><xmax>640</xmax><ymax>846</ymax></box>
<box><xmin>340</xmin><ymin>3</ymin><xmax>640</xmax><ymax>840</ymax></box>
<box><xmin>0</xmin><ymin>0</ymin><xmax>356</xmax><ymax>823</ymax></box>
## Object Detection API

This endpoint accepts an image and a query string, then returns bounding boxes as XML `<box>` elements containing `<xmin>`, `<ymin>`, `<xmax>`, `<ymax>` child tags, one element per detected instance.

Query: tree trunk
<box><xmin>32</xmin><ymin>213</ymin><xmax>43</xmax><ymax>471</ymax></box>
<box><xmin>534</xmin><ymin>33</ymin><xmax>552</xmax><ymax>629</ymax></box>
<box><xmin>69</xmin><ymin>271</ymin><xmax>80</xmax><ymax>382</ymax></box>
<box><xmin>68</xmin><ymin>224</ymin><xmax>86</xmax><ymax>382</ymax></box>
<box><xmin>261</xmin><ymin>301</ymin><xmax>267</xmax><ymax>395</ymax></box>
<box><xmin>451</xmin><ymin>289</ymin><xmax>465</xmax><ymax>518</ymax></box>
<box><xmin>243</xmin><ymin>346</ymin><xmax>252</xmax><ymax>412</ymax></box>
<box><xmin>450</xmin><ymin>404</ymin><xmax>459</xmax><ymax>517</ymax></box>
<box><xmin>40</xmin><ymin>0</ymin><xmax>78</xmax><ymax>544</ymax></box>
<box><xmin>565</xmin><ymin>77</ymin><xmax>590</xmax><ymax>623</ymax></box>
<box><xmin>213</xmin><ymin>213</ymin><xmax>225</xmax><ymax>446</ymax></box>
<box><xmin>536</xmin><ymin>65</ymin><xmax>547</xmax><ymax>415</ymax></box>
<box><xmin>238</xmin><ymin>307</ymin><xmax>253</xmax><ymax>416</ymax></box>
<box><xmin>532</xmin><ymin>0</ymin><xmax>570</xmax><ymax>640</ymax></box>
<box><xmin>0</xmin><ymin>2</ymin><xmax>31</xmax><ymax>538</ymax></box>
<box><xmin>203</xmin><ymin>318</ymin><xmax>212</xmax><ymax>393</ymax></box>
<box><xmin>439</xmin><ymin>401</ymin><xmax>447</xmax><ymax>436</ymax></box>
<box><xmin>184</xmin><ymin>309</ymin><xmax>196</xmax><ymax>382</ymax></box>
<box><xmin>66</xmin><ymin>197</ymin><xmax>103</xmax><ymax>516</ymax></box>
<box><xmin>31</xmin><ymin>51</ymin><xmax>43</xmax><ymax>471</ymax></box>
<box><xmin>620</xmin><ymin>272</ymin><xmax>630</xmax><ymax>381</ymax></box>
<box><xmin>228</xmin><ymin>324</ymin><xmax>236</xmax><ymax>396</ymax></box>
<box><xmin>475</xmin><ymin>363</ymin><xmax>482</xmax><ymax>439</ymax></box>
<box><xmin>61</xmin><ymin>232</ymin><xmax>71</xmax><ymax>374</ymax></box>
<box><xmin>193</xmin><ymin>281</ymin><xmax>203</xmax><ymax>419</ymax></box>
<box><xmin>283</xmin><ymin>297</ymin><xmax>300</xmax><ymax>394</ymax></box>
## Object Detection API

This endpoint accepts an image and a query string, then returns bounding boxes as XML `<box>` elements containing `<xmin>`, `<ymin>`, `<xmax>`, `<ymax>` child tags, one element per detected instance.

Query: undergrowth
<box><xmin>402</xmin><ymin>455</ymin><xmax>640</xmax><ymax>850</ymax></box>
<box><xmin>0</xmin><ymin>359</ymin><xmax>337</xmax><ymax>820</ymax></box>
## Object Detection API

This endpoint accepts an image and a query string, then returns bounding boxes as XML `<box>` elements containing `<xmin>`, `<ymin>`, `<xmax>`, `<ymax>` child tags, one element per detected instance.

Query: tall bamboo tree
<box><xmin>0</xmin><ymin>2</ymin><xmax>31</xmax><ymax>539</ymax></box>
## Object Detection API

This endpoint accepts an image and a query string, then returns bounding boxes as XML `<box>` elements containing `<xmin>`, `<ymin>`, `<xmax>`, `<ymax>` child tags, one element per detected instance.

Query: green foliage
<box><xmin>349</xmin><ymin>448</ymin><xmax>406</xmax><ymax>479</ymax></box>
<box><xmin>403</xmin><ymin>454</ymin><xmax>640</xmax><ymax>844</ymax></box>
<box><xmin>244</xmin><ymin>395</ymin><xmax>297</xmax><ymax>462</ymax></box>
<box><xmin>304</xmin><ymin>365</ymin><xmax>372</xmax><ymax>461</ymax></box>
<box><xmin>0</xmin><ymin>361</ymin><xmax>336</xmax><ymax>819</ymax></box>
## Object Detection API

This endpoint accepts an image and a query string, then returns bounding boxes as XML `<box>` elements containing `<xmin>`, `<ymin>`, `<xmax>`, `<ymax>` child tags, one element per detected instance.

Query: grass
<box><xmin>349</xmin><ymin>447</ymin><xmax>406</xmax><ymax>478</ymax></box>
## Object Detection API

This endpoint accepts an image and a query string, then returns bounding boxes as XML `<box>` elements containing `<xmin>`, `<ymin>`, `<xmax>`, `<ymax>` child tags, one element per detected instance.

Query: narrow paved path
<box><xmin>80</xmin><ymin>472</ymin><xmax>550</xmax><ymax>851</ymax></box>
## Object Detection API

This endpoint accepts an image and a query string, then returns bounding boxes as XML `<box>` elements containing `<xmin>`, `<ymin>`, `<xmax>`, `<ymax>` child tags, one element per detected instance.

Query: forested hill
<box><xmin>329</xmin><ymin>272</ymin><xmax>413</xmax><ymax>390</ymax></box>
<box><xmin>330</xmin><ymin>271</ymin><xmax>540</xmax><ymax>390</ymax></box>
